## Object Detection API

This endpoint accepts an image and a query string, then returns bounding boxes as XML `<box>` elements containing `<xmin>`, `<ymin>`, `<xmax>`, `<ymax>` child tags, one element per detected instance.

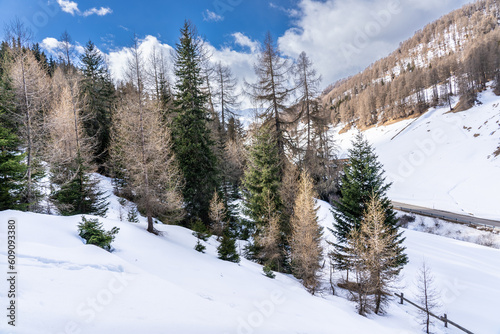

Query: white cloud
<box><xmin>107</xmin><ymin>35</ymin><xmax>174</xmax><ymax>84</ymax></box>
<box><xmin>232</xmin><ymin>32</ymin><xmax>260</xmax><ymax>53</ymax></box>
<box><xmin>105</xmin><ymin>34</ymin><xmax>259</xmax><ymax>109</ymax></box>
<box><xmin>41</xmin><ymin>37</ymin><xmax>85</xmax><ymax>59</ymax></box>
<box><xmin>56</xmin><ymin>0</ymin><xmax>112</xmax><ymax>17</ymax></box>
<box><xmin>57</xmin><ymin>0</ymin><xmax>79</xmax><ymax>15</ymax></box>
<box><xmin>75</xmin><ymin>44</ymin><xmax>85</xmax><ymax>54</ymax></box>
<box><xmin>277</xmin><ymin>0</ymin><xmax>472</xmax><ymax>89</ymax></box>
<box><xmin>83</xmin><ymin>7</ymin><xmax>113</xmax><ymax>17</ymax></box>
<box><xmin>269</xmin><ymin>2</ymin><xmax>300</xmax><ymax>17</ymax></box>
<box><xmin>41</xmin><ymin>37</ymin><xmax>60</xmax><ymax>51</ymax></box>
<box><xmin>203</xmin><ymin>9</ymin><xmax>224</xmax><ymax>22</ymax></box>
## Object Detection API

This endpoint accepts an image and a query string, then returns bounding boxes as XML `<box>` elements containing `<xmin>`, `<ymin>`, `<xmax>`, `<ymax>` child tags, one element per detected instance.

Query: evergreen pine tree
<box><xmin>172</xmin><ymin>21</ymin><xmax>218</xmax><ymax>225</ymax></box>
<box><xmin>263</xmin><ymin>265</ymin><xmax>276</xmax><ymax>279</ymax></box>
<box><xmin>0</xmin><ymin>124</ymin><xmax>27</xmax><ymax>210</ymax></box>
<box><xmin>78</xmin><ymin>216</ymin><xmax>119</xmax><ymax>252</ymax></box>
<box><xmin>242</xmin><ymin>125</ymin><xmax>282</xmax><ymax>234</ymax></box>
<box><xmin>194</xmin><ymin>238</ymin><xmax>206</xmax><ymax>253</ymax></box>
<box><xmin>330</xmin><ymin>133</ymin><xmax>407</xmax><ymax>273</ymax></box>
<box><xmin>127</xmin><ymin>207</ymin><xmax>140</xmax><ymax>223</ymax></box>
<box><xmin>217</xmin><ymin>229</ymin><xmax>240</xmax><ymax>263</ymax></box>
<box><xmin>191</xmin><ymin>219</ymin><xmax>210</xmax><ymax>242</ymax></box>
<box><xmin>80</xmin><ymin>40</ymin><xmax>115</xmax><ymax>173</ymax></box>
<box><xmin>226</xmin><ymin>116</ymin><xmax>245</xmax><ymax>142</ymax></box>
<box><xmin>52</xmin><ymin>155</ymin><xmax>108</xmax><ymax>216</ymax></box>
<box><xmin>242</xmin><ymin>125</ymin><xmax>289</xmax><ymax>272</ymax></box>
<box><xmin>0</xmin><ymin>47</ymin><xmax>27</xmax><ymax>210</ymax></box>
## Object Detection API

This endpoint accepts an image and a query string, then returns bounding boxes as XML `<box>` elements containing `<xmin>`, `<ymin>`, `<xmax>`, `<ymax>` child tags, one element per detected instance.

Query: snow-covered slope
<box><xmin>0</xmin><ymin>212</ymin><xmax>395</xmax><ymax>334</ymax></box>
<box><xmin>317</xmin><ymin>200</ymin><xmax>500</xmax><ymax>334</ymax></box>
<box><xmin>1</xmin><ymin>178</ymin><xmax>500</xmax><ymax>333</ymax></box>
<box><xmin>334</xmin><ymin>84</ymin><xmax>500</xmax><ymax>220</ymax></box>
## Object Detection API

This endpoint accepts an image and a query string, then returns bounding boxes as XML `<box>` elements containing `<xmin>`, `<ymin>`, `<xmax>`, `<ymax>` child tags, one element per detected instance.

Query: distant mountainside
<box><xmin>333</xmin><ymin>83</ymin><xmax>500</xmax><ymax>220</ymax></box>
<box><xmin>321</xmin><ymin>0</ymin><xmax>500</xmax><ymax>128</ymax></box>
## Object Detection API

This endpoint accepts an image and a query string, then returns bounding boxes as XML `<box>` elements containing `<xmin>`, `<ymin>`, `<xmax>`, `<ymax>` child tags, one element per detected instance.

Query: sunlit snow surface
<box><xmin>0</xmin><ymin>181</ymin><xmax>499</xmax><ymax>333</ymax></box>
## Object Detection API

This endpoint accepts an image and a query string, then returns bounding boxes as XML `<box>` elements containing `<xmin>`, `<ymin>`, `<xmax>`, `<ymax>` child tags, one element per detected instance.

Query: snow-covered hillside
<box><xmin>334</xmin><ymin>84</ymin><xmax>500</xmax><ymax>220</ymax></box>
<box><xmin>1</xmin><ymin>178</ymin><xmax>500</xmax><ymax>334</ymax></box>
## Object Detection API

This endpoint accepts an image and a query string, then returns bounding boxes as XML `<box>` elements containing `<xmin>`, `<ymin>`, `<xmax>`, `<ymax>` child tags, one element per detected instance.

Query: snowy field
<box><xmin>1</xmin><ymin>178</ymin><xmax>499</xmax><ymax>334</ymax></box>
<box><xmin>334</xmin><ymin>84</ymin><xmax>500</xmax><ymax>220</ymax></box>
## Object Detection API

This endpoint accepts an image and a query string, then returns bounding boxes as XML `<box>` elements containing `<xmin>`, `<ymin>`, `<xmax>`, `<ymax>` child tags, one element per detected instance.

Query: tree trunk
<box><xmin>374</xmin><ymin>290</ymin><xmax>381</xmax><ymax>314</ymax></box>
<box><xmin>20</xmin><ymin>56</ymin><xmax>34</xmax><ymax>210</ymax></box>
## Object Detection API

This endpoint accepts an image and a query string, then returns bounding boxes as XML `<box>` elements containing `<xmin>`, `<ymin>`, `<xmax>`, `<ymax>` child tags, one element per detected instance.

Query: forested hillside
<box><xmin>322</xmin><ymin>0</ymin><xmax>500</xmax><ymax>128</ymax></box>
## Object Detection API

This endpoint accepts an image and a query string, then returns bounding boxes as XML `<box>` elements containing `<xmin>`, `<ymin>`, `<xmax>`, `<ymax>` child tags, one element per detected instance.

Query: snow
<box><xmin>333</xmin><ymin>84</ymin><xmax>500</xmax><ymax>220</ymax></box>
<box><xmin>0</xmin><ymin>184</ymin><xmax>397</xmax><ymax>334</ymax></box>
<box><xmin>1</xmin><ymin>177</ymin><xmax>500</xmax><ymax>333</ymax></box>
<box><xmin>398</xmin><ymin>211</ymin><xmax>500</xmax><ymax>249</ymax></box>
<box><xmin>317</xmin><ymin>200</ymin><xmax>500</xmax><ymax>334</ymax></box>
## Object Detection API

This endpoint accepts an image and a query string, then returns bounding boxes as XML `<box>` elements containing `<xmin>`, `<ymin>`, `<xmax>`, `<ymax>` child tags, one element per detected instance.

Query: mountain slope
<box><xmin>0</xmin><ymin>211</ymin><xmax>397</xmax><ymax>334</ymax></box>
<box><xmin>322</xmin><ymin>0</ymin><xmax>500</xmax><ymax>128</ymax></box>
<box><xmin>1</xmin><ymin>177</ymin><xmax>500</xmax><ymax>333</ymax></box>
<box><xmin>334</xmin><ymin>84</ymin><xmax>500</xmax><ymax>220</ymax></box>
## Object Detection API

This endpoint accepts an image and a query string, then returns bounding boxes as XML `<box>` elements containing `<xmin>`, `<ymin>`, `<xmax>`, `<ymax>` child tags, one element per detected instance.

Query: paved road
<box><xmin>391</xmin><ymin>201</ymin><xmax>500</xmax><ymax>229</ymax></box>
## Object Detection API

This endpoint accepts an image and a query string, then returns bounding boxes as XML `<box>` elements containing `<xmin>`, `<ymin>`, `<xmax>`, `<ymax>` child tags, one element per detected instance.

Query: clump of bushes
<box><xmin>78</xmin><ymin>216</ymin><xmax>120</xmax><ymax>251</ymax></box>
<box><xmin>398</xmin><ymin>214</ymin><xmax>416</xmax><ymax>228</ymax></box>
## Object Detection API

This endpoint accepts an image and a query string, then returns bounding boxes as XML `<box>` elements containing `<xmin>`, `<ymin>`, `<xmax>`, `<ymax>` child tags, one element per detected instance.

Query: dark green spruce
<box><xmin>242</xmin><ymin>125</ymin><xmax>289</xmax><ymax>272</ymax></box>
<box><xmin>217</xmin><ymin>229</ymin><xmax>240</xmax><ymax>263</ymax></box>
<box><xmin>171</xmin><ymin>21</ymin><xmax>218</xmax><ymax>225</ymax></box>
<box><xmin>330</xmin><ymin>133</ymin><xmax>407</xmax><ymax>271</ymax></box>
<box><xmin>80</xmin><ymin>40</ymin><xmax>115</xmax><ymax>174</ymax></box>
<box><xmin>0</xmin><ymin>125</ymin><xmax>27</xmax><ymax>210</ymax></box>
<box><xmin>242</xmin><ymin>125</ymin><xmax>282</xmax><ymax>231</ymax></box>
<box><xmin>0</xmin><ymin>45</ymin><xmax>27</xmax><ymax>210</ymax></box>
<box><xmin>52</xmin><ymin>154</ymin><xmax>108</xmax><ymax>217</ymax></box>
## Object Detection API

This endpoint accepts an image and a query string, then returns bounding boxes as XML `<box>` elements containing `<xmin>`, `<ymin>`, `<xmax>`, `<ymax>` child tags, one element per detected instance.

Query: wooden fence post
<box><xmin>400</xmin><ymin>293</ymin><xmax>404</xmax><ymax>305</ymax></box>
<box><xmin>443</xmin><ymin>314</ymin><xmax>448</xmax><ymax>328</ymax></box>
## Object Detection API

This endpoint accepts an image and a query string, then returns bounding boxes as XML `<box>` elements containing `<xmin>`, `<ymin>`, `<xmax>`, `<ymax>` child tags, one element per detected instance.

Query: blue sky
<box><xmin>0</xmin><ymin>0</ymin><xmax>294</xmax><ymax>52</ymax></box>
<box><xmin>1</xmin><ymin>0</ymin><xmax>473</xmax><ymax>98</ymax></box>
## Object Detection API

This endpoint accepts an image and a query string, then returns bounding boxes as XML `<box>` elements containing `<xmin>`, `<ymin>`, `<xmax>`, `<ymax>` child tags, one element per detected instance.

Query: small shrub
<box><xmin>243</xmin><ymin>242</ymin><xmax>259</xmax><ymax>261</ymax></box>
<box><xmin>217</xmin><ymin>231</ymin><xmax>240</xmax><ymax>263</ymax></box>
<box><xmin>263</xmin><ymin>265</ymin><xmax>275</xmax><ymax>279</ymax></box>
<box><xmin>476</xmin><ymin>233</ymin><xmax>496</xmax><ymax>248</ymax></box>
<box><xmin>194</xmin><ymin>239</ymin><xmax>206</xmax><ymax>253</ymax></box>
<box><xmin>127</xmin><ymin>207</ymin><xmax>140</xmax><ymax>223</ymax></box>
<box><xmin>191</xmin><ymin>219</ymin><xmax>210</xmax><ymax>241</ymax></box>
<box><xmin>398</xmin><ymin>214</ymin><xmax>416</xmax><ymax>228</ymax></box>
<box><xmin>78</xmin><ymin>216</ymin><xmax>119</xmax><ymax>251</ymax></box>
